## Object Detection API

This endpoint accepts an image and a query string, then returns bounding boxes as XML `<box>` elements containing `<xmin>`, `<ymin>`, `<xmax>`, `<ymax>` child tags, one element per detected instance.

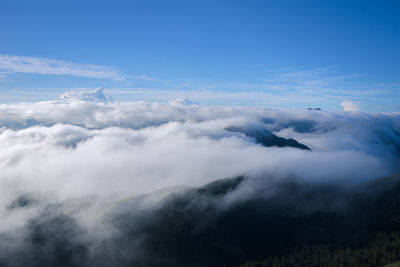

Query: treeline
<box><xmin>239</xmin><ymin>231</ymin><xmax>400</xmax><ymax>267</ymax></box>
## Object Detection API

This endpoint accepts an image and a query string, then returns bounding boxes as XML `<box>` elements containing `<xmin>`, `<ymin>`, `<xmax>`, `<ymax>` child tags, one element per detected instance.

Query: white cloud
<box><xmin>341</xmin><ymin>100</ymin><xmax>359</xmax><ymax>111</ymax></box>
<box><xmin>0</xmin><ymin>54</ymin><xmax>125</xmax><ymax>81</ymax></box>
<box><xmin>0</xmin><ymin>106</ymin><xmax>396</xmax><ymax>200</ymax></box>
<box><xmin>60</xmin><ymin>87</ymin><xmax>113</xmax><ymax>103</ymax></box>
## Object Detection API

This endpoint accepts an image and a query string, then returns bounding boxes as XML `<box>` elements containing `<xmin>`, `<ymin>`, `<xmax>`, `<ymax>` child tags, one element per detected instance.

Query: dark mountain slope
<box><xmin>104</xmin><ymin>173</ymin><xmax>400</xmax><ymax>266</ymax></box>
<box><xmin>226</xmin><ymin>126</ymin><xmax>311</xmax><ymax>150</ymax></box>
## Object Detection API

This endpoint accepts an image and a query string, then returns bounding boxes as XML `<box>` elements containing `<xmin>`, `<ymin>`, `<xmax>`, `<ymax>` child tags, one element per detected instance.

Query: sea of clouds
<box><xmin>0</xmin><ymin>88</ymin><xmax>399</xmax><ymax>266</ymax></box>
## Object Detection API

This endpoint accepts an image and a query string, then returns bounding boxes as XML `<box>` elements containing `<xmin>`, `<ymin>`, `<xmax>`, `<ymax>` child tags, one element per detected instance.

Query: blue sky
<box><xmin>1</xmin><ymin>0</ymin><xmax>399</xmax><ymax>111</ymax></box>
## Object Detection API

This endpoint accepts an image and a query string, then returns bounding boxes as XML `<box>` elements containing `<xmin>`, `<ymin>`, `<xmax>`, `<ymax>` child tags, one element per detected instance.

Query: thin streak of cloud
<box><xmin>133</xmin><ymin>75</ymin><xmax>157</xmax><ymax>81</ymax></box>
<box><xmin>0</xmin><ymin>55</ymin><xmax>125</xmax><ymax>81</ymax></box>
<box><xmin>129</xmin><ymin>74</ymin><xmax>171</xmax><ymax>83</ymax></box>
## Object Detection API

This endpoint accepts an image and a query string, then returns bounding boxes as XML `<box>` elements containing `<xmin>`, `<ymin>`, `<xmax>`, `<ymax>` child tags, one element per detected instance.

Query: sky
<box><xmin>0</xmin><ymin>0</ymin><xmax>399</xmax><ymax>111</ymax></box>
<box><xmin>0</xmin><ymin>1</ymin><xmax>400</xmax><ymax>263</ymax></box>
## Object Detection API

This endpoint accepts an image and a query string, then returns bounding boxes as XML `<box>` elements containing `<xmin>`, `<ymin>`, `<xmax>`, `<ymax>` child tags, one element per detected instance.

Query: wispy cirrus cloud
<box><xmin>0</xmin><ymin>54</ymin><xmax>125</xmax><ymax>81</ymax></box>
<box><xmin>0</xmin><ymin>61</ymin><xmax>398</xmax><ymax>111</ymax></box>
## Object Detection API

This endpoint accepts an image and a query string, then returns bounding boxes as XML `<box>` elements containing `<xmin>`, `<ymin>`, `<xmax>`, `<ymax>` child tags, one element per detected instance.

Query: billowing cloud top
<box><xmin>60</xmin><ymin>87</ymin><xmax>113</xmax><ymax>103</ymax></box>
<box><xmin>0</xmin><ymin>90</ymin><xmax>399</xmax><ymax>266</ymax></box>
<box><xmin>341</xmin><ymin>100</ymin><xmax>359</xmax><ymax>111</ymax></box>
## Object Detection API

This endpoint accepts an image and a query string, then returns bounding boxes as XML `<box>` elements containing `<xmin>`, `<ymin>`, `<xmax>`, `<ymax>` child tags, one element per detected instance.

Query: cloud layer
<box><xmin>0</xmin><ymin>90</ymin><xmax>399</xmax><ymax>265</ymax></box>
